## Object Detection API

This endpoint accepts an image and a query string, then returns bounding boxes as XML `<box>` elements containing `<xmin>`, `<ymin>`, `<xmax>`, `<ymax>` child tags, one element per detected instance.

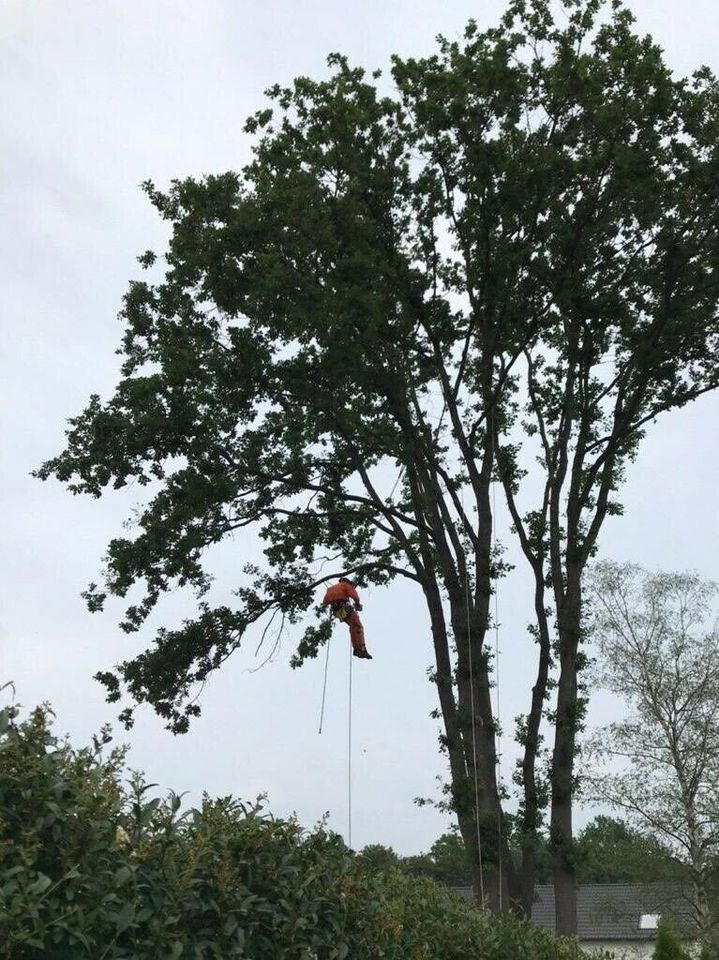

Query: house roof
<box><xmin>452</xmin><ymin>883</ymin><xmax>694</xmax><ymax>941</ymax></box>
<box><xmin>532</xmin><ymin>884</ymin><xmax>694</xmax><ymax>941</ymax></box>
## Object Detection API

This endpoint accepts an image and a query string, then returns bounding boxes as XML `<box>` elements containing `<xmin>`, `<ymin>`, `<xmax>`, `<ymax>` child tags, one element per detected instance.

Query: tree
<box><xmin>576</xmin><ymin>816</ymin><xmax>683</xmax><ymax>885</ymax></box>
<box><xmin>425</xmin><ymin>828</ymin><xmax>474</xmax><ymax>886</ymax></box>
<box><xmin>37</xmin><ymin>0</ymin><xmax>719</xmax><ymax>931</ymax></box>
<box><xmin>407</xmin><ymin>814</ymin><xmax>682</xmax><ymax>888</ymax></box>
<box><xmin>653</xmin><ymin>918</ymin><xmax>691</xmax><ymax>960</ymax></box>
<box><xmin>355</xmin><ymin>843</ymin><xmax>403</xmax><ymax>874</ymax></box>
<box><xmin>487</xmin><ymin>12</ymin><xmax>719</xmax><ymax>930</ymax></box>
<box><xmin>400</xmin><ymin>828</ymin><xmax>474</xmax><ymax>887</ymax></box>
<box><xmin>585</xmin><ymin>562</ymin><xmax>719</xmax><ymax>951</ymax></box>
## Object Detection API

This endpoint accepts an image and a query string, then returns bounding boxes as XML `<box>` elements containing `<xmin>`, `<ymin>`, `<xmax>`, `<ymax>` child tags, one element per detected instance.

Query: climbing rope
<box><xmin>461</xmin><ymin>480</ymin><xmax>486</xmax><ymax>905</ymax></box>
<box><xmin>316</xmin><ymin>619</ymin><xmax>354</xmax><ymax>850</ymax></box>
<box><xmin>317</xmin><ymin>632</ymin><xmax>332</xmax><ymax>735</ymax></box>
<box><xmin>348</xmin><ymin>639</ymin><xmax>353</xmax><ymax>849</ymax></box>
<box><xmin>492</xmin><ymin>478</ymin><xmax>504</xmax><ymax>911</ymax></box>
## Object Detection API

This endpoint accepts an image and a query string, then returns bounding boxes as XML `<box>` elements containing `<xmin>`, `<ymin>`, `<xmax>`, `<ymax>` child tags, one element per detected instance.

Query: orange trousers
<box><xmin>332</xmin><ymin>604</ymin><xmax>367</xmax><ymax>654</ymax></box>
<box><xmin>345</xmin><ymin>608</ymin><xmax>366</xmax><ymax>654</ymax></box>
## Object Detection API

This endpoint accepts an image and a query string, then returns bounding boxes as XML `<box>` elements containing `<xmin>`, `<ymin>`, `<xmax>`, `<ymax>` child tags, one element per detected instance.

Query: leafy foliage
<box><xmin>0</xmin><ymin>704</ymin><xmax>601</xmax><ymax>959</ymax></box>
<box><xmin>0</xmin><ymin>705</ymin><xmax>353</xmax><ymax>958</ymax></box>
<box><xmin>355</xmin><ymin>843</ymin><xmax>404</xmax><ymax>875</ymax></box>
<box><xmin>653</xmin><ymin>918</ymin><xmax>691</xmax><ymax>960</ymax></box>
<box><xmin>400</xmin><ymin>815</ymin><xmax>682</xmax><ymax>888</ymax></box>
<box><xmin>575</xmin><ymin>817</ymin><xmax>684</xmax><ymax>885</ymax></box>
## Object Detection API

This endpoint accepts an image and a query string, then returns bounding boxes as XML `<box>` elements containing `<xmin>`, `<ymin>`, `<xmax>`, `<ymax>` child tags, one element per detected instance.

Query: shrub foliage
<box><xmin>0</xmin><ymin>705</ymin><xmax>598</xmax><ymax>958</ymax></box>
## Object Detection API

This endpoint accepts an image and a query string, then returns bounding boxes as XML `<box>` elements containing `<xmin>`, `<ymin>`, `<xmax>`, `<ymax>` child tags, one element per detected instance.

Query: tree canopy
<box><xmin>38</xmin><ymin>0</ymin><xmax>719</xmax><ymax>930</ymax></box>
<box><xmin>575</xmin><ymin>816</ymin><xmax>683</xmax><ymax>885</ymax></box>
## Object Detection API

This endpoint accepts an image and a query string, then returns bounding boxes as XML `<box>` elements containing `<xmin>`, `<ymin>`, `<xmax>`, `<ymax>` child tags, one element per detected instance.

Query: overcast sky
<box><xmin>2</xmin><ymin>0</ymin><xmax>718</xmax><ymax>856</ymax></box>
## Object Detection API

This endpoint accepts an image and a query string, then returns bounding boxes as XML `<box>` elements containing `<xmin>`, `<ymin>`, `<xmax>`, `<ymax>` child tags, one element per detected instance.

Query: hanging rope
<box><xmin>388</xmin><ymin>465</ymin><xmax>405</xmax><ymax>501</ymax></box>
<box><xmin>317</xmin><ymin>606</ymin><xmax>355</xmax><ymax>848</ymax></box>
<box><xmin>317</xmin><ymin>634</ymin><xmax>332</xmax><ymax>735</ymax></box>
<box><xmin>348</xmin><ymin>639</ymin><xmax>353</xmax><ymax>850</ymax></box>
<box><xmin>492</xmin><ymin>478</ymin><xmax>504</xmax><ymax>911</ymax></box>
<box><xmin>461</xmin><ymin>481</ymin><xmax>485</xmax><ymax>906</ymax></box>
<box><xmin>316</xmin><ymin>616</ymin><xmax>353</xmax><ymax>851</ymax></box>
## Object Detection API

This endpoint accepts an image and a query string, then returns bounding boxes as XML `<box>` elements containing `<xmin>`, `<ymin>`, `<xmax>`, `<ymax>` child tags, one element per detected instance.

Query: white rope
<box><xmin>388</xmin><ymin>465</ymin><xmax>405</xmax><ymax>501</ymax></box>
<box><xmin>317</xmin><ymin>633</ymin><xmax>332</xmax><ymax>735</ymax></box>
<box><xmin>462</xmin><ymin>483</ymin><xmax>485</xmax><ymax>906</ymax></box>
<box><xmin>492</xmin><ymin>478</ymin><xmax>504</xmax><ymax>911</ymax></box>
<box><xmin>317</xmin><ymin>612</ymin><xmax>353</xmax><ymax>850</ymax></box>
<box><xmin>348</xmin><ymin>639</ymin><xmax>353</xmax><ymax>849</ymax></box>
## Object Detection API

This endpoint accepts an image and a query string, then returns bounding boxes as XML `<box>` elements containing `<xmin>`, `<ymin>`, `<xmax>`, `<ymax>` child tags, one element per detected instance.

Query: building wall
<box><xmin>580</xmin><ymin>940</ymin><xmax>654</xmax><ymax>959</ymax></box>
<box><xmin>581</xmin><ymin>938</ymin><xmax>697</xmax><ymax>958</ymax></box>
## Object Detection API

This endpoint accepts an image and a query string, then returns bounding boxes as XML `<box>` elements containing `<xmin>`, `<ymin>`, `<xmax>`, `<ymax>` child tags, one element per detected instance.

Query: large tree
<box><xmin>584</xmin><ymin>562</ymin><xmax>719</xmax><ymax>950</ymax></box>
<box><xmin>37</xmin><ymin>0</ymin><xmax>719</xmax><ymax>931</ymax></box>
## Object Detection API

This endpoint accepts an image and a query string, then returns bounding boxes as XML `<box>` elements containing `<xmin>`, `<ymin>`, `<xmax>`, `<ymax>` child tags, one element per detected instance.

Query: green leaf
<box><xmin>114</xmin><ymin>865</ymin><xmax>133</xmax><ymax>886</ymax></box>
<box><xmin>28</xmin><ymin>874</ymin><xmax>52</xmax><ymax>896</ymax></box>
<box><xmin>115</xmin><ymin>900</ymin><xmax>134</xmax><ymax>933</ymax></box>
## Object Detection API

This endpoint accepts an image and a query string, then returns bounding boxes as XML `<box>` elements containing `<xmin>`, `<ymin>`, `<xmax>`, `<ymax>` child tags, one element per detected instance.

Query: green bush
<box><xmin>345</xmin><ymin>868</ymin><xmax>591</xmax><ymax>960</ymax></box>
<box><xmin>0</xmin><ymin>704</ymin><xmax>600</xmax><ymax>958</ymax></box>
<box><xmin>653</xmin><ymin>918</ymin><xmax>690</xmax><ymax>960</ymax></box>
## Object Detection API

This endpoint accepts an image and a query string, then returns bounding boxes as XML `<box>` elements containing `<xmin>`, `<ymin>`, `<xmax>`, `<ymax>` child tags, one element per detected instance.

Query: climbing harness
<box><xmin>331</xmin><ymin>601</ymin><xmax>352</xmax><ymax>622</ymax></box>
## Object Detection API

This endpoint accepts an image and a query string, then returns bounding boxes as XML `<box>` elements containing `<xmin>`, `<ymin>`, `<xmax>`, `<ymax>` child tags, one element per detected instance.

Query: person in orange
<box><xmin>322</xmin><ymin>577</ymin><xmax>372</xmax><ymax>659</ymax></box>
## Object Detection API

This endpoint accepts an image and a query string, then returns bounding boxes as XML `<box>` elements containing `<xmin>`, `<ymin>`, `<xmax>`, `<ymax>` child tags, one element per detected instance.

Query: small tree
<box><xmin>653</xmin><ymin>918</ymin><xmax>690</xmax><ymax>960</ymax></box>
<box><xmin>585</xmin><ymin>562</ymin><xmax>719</xmax><ymax>951</ymax></box>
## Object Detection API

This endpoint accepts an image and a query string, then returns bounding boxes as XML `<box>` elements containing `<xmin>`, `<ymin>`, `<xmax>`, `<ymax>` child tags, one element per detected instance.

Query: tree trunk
<box><xmin>452</xmin><ymin>633</ymin><xmax>509</xmax><ymax>911</ymax></box>
<box><xmin>424</xmin><ymin>572</ymin><xmax>515</xmax><ymax>911</ymax></box>
<box><xmin>550</xmin><ymin>581</ymin><xmax>581</xmax><ymax>936</ymax></box>
<box><xmin>452</xmin><ymin>581</ymin><xmax>513</xmax><ymax>912</ymax></box>
<box><xmin>421</xmin><ymin>575</ymin><xmax>505</xmax><ymax>909</ymax></box>
<box><xmin>693</xmin><ymin>875</ymin><xmax>713</xmax><ymax>950</ymax></box>
<box><xmin>516</xmin><ymin>576</ymin><xmax>553</xmax><ymax>918</ymax></box>
<box><xmin>687</xmin><ymin>825</ymin><xmax>714</xmax><ymax>948</ymax></box>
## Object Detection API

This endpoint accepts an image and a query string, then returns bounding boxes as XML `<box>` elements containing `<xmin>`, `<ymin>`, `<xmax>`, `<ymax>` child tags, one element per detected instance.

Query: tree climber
<box><xmin>322</xmin><ymin>577</ymin><xmax>372</xmax><ymax>659</ymax></box>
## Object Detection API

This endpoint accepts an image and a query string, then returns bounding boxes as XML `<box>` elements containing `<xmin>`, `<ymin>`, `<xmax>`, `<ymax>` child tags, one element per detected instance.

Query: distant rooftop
<box><xmin>452</xmin><ymin>883</ymin><xmax>694</xmax><ymax>941</ymax></box>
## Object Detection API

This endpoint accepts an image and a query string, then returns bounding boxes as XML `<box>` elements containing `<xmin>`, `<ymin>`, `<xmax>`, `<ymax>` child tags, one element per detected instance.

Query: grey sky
<box><xmin>2</xmin><ymin>0</ymin><xmax>718</xmax><ymax>856</ymax></box>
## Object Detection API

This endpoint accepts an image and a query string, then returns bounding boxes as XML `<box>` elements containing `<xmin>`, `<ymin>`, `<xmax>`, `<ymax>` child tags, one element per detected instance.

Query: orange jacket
<box><xmin>322</xmin><ymin>581</ymin><xmax>360</xmax><ymax>605</ymax></box>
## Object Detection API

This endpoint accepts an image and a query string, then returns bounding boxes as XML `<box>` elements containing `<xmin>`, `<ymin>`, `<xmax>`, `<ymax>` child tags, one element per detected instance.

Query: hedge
<box><xmin>0</xmin><ymin>705</ymin><xmax>601</xmax><ymax>959</ymax></box>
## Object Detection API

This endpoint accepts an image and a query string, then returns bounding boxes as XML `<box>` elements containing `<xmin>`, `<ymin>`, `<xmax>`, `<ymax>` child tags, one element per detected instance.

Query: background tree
<box><xmin>398</xmin><ymin>813</ymin><xmax>682</xmax><ymax>888</ymax></box>
<box><xmin>653</xmin><ymin>918</ymin><xmax>691</xmax><ymax>960</ymax></box>
<box><xmin>576</xmin><ymin>816</ymin><xmax>683</xmax><ymax>885</ymax></box>
<box><xmin>37</xmin><ymin>0</ymin><xmax>719</xmax><ymax>930</ymax></box>
<box><xmin>584</xmin><ymin>562</ymin><xmax>719</xmax><ymax>952</ymax></box>
<box><xmin>424</xmin><ymin>828</ymin><xmax>475</xmax><ymax>886</ymax></box>
<box><xmin>401</xmin><ymin>827</ymin><xmax>475</xmax><ymax>887</ymax></box>
<box><xmin>355</xmin><ymin>843</ymin><xmax>403</xmax><ymax>875</ymax></box>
